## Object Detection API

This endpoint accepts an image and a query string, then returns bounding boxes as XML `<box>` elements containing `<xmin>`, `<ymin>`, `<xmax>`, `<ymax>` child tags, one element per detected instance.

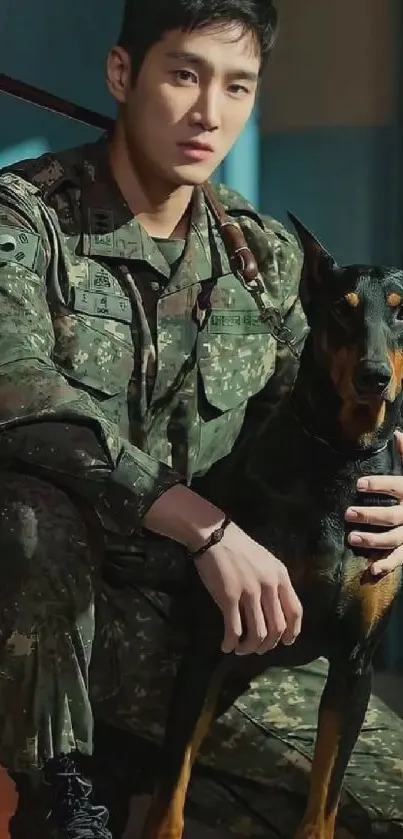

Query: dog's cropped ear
<box><xmin>287</xmin><ymin>212</ymin><xmax>338</xmax><ymax>310</ymax></box>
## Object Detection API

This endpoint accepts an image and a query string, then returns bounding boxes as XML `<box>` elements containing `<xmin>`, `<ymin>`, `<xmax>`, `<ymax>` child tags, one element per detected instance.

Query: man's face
<box><xmin>107</xmin><ymin>23</ymin><xmax>260</xmax><ymax>187</ymax></box>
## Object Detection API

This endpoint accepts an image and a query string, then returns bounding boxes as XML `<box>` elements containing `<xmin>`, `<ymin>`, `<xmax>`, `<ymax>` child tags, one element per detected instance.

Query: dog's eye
<box><xmin>395</xmin><ymin>305</ymin><xmax>403</xmax><ymax>321</ymax></box>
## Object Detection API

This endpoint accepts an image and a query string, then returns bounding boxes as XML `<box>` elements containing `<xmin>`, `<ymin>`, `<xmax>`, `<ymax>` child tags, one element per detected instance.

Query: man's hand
<box><xmin>144</xmin><ymin>483</ymin><xmax>302</xmax><ymax>655</ymax></box>
<box><xmin>195</xmin><ymin>521</ymin><xmax>302</xmax><ymax>655</ymax></box>
<box><xmin>345</xmin><ymin>430</ymin><xmax>403</xmax><ymax>575</ymax></box>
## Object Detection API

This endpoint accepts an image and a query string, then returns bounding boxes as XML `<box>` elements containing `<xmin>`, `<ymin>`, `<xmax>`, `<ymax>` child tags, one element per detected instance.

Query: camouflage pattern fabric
<box><xmin>0</xmin><ymin>469</ymin><xmax>401</xmax><ymax>838</ymax></box>
<box><xmin>0</xmin><ymin>137</ymin><xmax>305</xmax><ymax>499</ymax></box>
<box><xmin>91</xmin><ymin>585</ymin><xmax>403</xmax><ymax>839</ymax></box>
<box><xmin>186</xmin><ymin>662</ymin><xmax>403</xmax><ymax>839</ymax></box>
<box><xmin>0</xmin><ymin>135</ymin><xmax>304</xmax><ymax>754</ymax></box>
<box><xmin>0</xmin><ymin>137</ymin><xmax>401</xmax><ymax>837</ymax></box>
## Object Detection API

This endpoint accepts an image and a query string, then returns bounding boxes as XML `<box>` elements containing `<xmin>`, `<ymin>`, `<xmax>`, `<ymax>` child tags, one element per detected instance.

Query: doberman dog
<box><xmin>141</xmin><ymin>217</ymin><xmax>403</xmax><ymax>839</ymax></box>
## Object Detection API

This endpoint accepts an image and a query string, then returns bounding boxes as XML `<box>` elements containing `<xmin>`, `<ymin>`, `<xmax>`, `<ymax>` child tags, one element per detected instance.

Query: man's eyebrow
<box><xmin>165</xmin><ymin>50</ymin><xmax>259</xmax><ymax>82</ymax></box>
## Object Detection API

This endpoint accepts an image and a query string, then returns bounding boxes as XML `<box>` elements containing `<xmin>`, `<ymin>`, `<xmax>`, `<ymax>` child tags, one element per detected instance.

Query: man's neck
<box><xmin>108</xmin><ymin>126</ymin><xmax>194</xmax><ymax>239</ymax></box>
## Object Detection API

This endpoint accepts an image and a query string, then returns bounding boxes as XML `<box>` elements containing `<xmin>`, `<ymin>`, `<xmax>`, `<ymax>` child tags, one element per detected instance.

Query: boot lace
<box><xmin>44</xmin><ymin>754</ymin><xmax>113</xmax><ymax>839</ymax></box>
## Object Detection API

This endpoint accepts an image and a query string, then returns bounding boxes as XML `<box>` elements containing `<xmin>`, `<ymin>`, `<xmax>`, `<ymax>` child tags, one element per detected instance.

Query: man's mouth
<box><xmin>177</xmin><ymin>141</ymin><xmax>215</xmax><ymax>161</ymax></box>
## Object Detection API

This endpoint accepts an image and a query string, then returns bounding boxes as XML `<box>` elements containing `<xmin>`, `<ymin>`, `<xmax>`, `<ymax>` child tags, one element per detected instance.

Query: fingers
<box><xmin>277</xmin><ymin>578</ymin><xmax>303</xmax><ymax>645</ymax></box>
<box><xmin>221</xmin><ymin>599</ymin><xmax>243</xmax><ymax>653</ymax></box>
<box><xmin>235</xmin><ymin>592</ymin><xmax>270</xmax><ymax>655</ymax></box>
<box><xmin>257</xmin><ymin>585</ymin><xmax>287</xmax><ymax>654</ymax></box>
<box><xmin>370</xmin><ymin>546</ymin><xmax>403</xmax><ymax>575</ymax></box>
<box><xmin>345</xmin><ymin>504</ymin><xmax>403</xmax><ymax>528</ymax></box>
<box><xmin>233</xmin><ymin>573</ymin><xmax>302</xmax><ymax>656</ymax></box>
<box><xmin>344</xmin><ymin>452</ymin><xmax>403</xmax><ymax>572</ymax></box>
<box><xmin>394</xmin><ymin>430</ymin><xmax>403</xmax><ymax>457</ymax></box>
<box><xmin>354</xmin><ymin>474</ymin><xmax>403</xmax><ymax>498</ymax></box>
<box><xmin>348</xmin><ymin>524</ymin><xmax>403</xmax><ymax>551</ymax></box>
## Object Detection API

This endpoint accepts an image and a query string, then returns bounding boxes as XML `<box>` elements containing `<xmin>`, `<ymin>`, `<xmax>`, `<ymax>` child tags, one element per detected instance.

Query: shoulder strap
<box><xmin>202</xmin><ymin>182</ymin><xmax>271</xmax><ymax>319</ymax></box>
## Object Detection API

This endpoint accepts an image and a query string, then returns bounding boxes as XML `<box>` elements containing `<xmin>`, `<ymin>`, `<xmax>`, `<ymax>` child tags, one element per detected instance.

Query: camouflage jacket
<box><xmin>0</xmin><ymin>137</ymin><xmax>306</xmax><ymax>535</ymax></box>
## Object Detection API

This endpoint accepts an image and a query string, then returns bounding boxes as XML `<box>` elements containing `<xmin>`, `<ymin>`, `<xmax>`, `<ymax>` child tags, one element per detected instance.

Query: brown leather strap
<box><xmin>202</xmin><ymin>181</ymin><xmax>260</xmax><ymax>285</ymax></box>
<box><xmin>202</xmin><ymin>182</ymin><xmax>271</xmax><ymax>317</ymax></box>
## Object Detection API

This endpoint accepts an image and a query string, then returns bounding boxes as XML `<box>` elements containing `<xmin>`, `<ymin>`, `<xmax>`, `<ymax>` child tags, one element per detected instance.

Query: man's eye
<box><xmin>173</xmin><ymin>70</ymin><xmax>198</xmax><ymax>85</ymax></box>
<box><xmin>228</xmin><ymin>83</ymin><xmax>250</xmax><ymax>96</ymax></box>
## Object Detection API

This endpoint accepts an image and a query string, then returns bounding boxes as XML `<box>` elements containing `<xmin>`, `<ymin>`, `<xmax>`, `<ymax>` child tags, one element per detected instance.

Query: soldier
<box><xmin>1</xmin><ymin>1</ymin><xmax>403</xmax><ymax>837</ymax></box>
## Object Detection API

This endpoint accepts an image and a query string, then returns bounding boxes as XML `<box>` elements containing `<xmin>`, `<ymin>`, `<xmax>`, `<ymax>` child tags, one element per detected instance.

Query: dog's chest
<box><xmin>240</xmin><ymin>422</ymin><xmax>402</xmax><ymax>618</ymax></box>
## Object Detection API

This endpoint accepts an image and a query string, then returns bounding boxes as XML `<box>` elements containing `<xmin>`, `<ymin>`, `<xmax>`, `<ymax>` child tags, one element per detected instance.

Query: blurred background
<box><xmin>1</xmin><ymin>0</ymin><xmax>403</xmax><ymax>683</ymax></box>
<box><xmin>2</xmin><ymin>0</ymin><xmax>402</xmax><ymax>265</ymax></box>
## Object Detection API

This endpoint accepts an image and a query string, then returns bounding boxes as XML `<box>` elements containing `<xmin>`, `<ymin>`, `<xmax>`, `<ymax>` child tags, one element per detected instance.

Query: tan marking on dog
<box><xmin>387</xmin><ymin>292</ymin><xmax>402</xmax><ymax>308</ymax></box>
<box><xmin>343</xmin><ymin>558</ymin><xmax>401</xmax><ymax>636</ymax></box>
<box><xmin>328</xmin><ymin>347</ymin><xmax>357</xmax><ymax>401</ymax></box>
<box><xmin>387</xmin><ymin>349</ymin><xmax>403</xmax><ymax>400</ymax></box>
<box><xmin>339</xmin><ymin>399</ymin><xmax>386</xmax><ymax>444</ymax></box>
<box><xmin>295</xmin><ymin>710</ymin><xmax>340</xmax><ymax>839</ymax></box>
<box><xmin>345</xmin><ymin>292</ymin><xmax>360</xmax><ymax>308</ymax></box>
<box><xmin>141</xmin><ymin>678</ymin><xmax>220</xmax><ymax>839</ymax></box>
<box><xmin>327</xmin><ymin>346</ymin><xmax>389</xmax><ymax>441</ymax></box>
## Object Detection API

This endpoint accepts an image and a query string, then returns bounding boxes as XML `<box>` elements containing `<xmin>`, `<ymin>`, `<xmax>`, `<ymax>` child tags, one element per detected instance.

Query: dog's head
<box><xmin>289</xmin><ymin>213</ymin><xmax>403</xmax><ymax>443</ymax></box>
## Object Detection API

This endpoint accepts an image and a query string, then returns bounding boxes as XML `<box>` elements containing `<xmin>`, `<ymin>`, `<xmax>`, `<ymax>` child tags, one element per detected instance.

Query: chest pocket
<box><xmin>198</xmin><ymin>273</ymin><xmax>278</xmax><ymax>412</ymax></box>
<box><xmin>52</xmin><ymin>257</ymin><xmax>134</xmax><ymax>397</ymax></box>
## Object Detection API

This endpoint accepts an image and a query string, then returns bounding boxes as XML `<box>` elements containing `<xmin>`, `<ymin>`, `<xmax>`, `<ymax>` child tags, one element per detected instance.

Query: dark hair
<box><xmin>117</xmin><ymin>0</ymin><xmax>278</xmax><ymax>78</ymax></box>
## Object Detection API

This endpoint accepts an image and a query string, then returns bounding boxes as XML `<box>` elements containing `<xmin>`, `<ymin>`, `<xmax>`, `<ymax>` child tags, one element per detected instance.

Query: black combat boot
<box><xmin>9</xmin><ymin>754</ymin><xmax>113</xmax><ymax>839</ymax></box>
<box><xmin>8</xmin><ymin>772</ymin><xmax>44</xmax><ymax>839</ymax></box>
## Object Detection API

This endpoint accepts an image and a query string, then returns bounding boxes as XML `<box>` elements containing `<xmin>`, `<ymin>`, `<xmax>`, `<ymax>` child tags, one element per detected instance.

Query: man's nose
<box><xmin>191</xmin><ymin>88</ymin><xmax>220</xmax><ymax>132</ymax></box>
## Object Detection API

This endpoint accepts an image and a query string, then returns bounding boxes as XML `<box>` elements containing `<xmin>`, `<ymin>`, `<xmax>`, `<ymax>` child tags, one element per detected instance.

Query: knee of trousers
<box><xmin>0</xmin><ymin>471</ymin><xmax>98</xmax><ymax>627</ymax></box>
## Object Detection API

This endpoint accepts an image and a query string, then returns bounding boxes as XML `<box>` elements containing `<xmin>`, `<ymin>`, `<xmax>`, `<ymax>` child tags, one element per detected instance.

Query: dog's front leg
<box><xmin>141</xmin><ymin>579</ymin><xmax>228</xmax><ymax>839</ymax></box>
<box><xmin>294</xmin><ymin>664</ymin><xmax>372</xmax><ymax>839</ymax></box>
<box><xmin>140</xmin><ymin>647</ymin><xmax>226</xmax><ymax>839</ymax></box>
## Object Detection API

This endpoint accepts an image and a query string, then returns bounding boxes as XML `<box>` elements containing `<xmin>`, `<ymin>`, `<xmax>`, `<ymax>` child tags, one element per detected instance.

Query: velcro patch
<box><xmin>72</xmin><ymin>288</ymin><xmax>132</xmax><ymax>324</ymax></box>
<box><xmin>0</xmin><ymin>225</ymin><xmax>40</xmax><ymax>270</ymax></box>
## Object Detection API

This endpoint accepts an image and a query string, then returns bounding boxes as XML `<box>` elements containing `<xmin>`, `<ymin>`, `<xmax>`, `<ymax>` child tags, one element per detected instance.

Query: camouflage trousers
<box><xmin>0</xmin><ymin>472</ymin><xmax>403</xmax><ymax>838</ymax></box>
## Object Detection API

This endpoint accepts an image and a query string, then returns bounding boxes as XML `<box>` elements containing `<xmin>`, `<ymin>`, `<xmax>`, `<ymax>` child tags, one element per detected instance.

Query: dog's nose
<box><xmin>353</xmin><ymin>361</ymin><xmax>391</xmax><ymax>396</ymax></box>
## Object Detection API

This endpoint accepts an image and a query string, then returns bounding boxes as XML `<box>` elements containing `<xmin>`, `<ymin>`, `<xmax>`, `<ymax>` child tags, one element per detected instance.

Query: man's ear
<box><xmin>287</xmin><ymin>212</ymin><xmax>338</xmax><ymax>311</ymax></box>
<box><xmin>106</xmin><ymin>46</ymin><xmax>132</xmax><ymax>104</ymax></box>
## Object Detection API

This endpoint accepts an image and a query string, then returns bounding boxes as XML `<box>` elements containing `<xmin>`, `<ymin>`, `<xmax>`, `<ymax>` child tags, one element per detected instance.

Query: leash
<box><xmin>0</xmin><ymin>72</ymin><xmax>113</xmax><ymax>130</ymax></box>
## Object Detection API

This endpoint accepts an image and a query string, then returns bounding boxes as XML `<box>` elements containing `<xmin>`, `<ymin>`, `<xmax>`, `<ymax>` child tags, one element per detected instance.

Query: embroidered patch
<box><xmin>88</xmin><ymin>262</ymin><xmax>126</xmax><ymax>296</ymax></box>
<box><xmin>207</xmin><ymin>309</ymin><xmax>272</xmax><ymax>335</ymax></box>
<box><xmin>72</xmin><ymin>288</ymin><xmax>132</xmax><ymax>323</ymax></box>
<box><xmin>0</xmin><ymin>225</ymin><xmax>40</xmax><ymax>270</ymax></box>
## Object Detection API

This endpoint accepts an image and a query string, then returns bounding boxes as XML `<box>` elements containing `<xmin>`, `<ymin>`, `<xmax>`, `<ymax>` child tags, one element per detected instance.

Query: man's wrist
<box><xmin>188</xmin><ymin>514</ymin><xmax>232</xmax><ymax>562</ymax></box>
<box><xmin>143</xmin><ymin>483</ymin><xmax>228</xmax><ymax>551</ymax></box>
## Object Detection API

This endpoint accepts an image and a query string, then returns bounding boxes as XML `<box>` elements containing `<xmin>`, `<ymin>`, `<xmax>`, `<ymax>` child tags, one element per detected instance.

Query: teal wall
<box><xmin>256</xmin><ymin>0</ymin><xmax>402</xmax><ymax>269</ymax></box>
<box><xmin>1</xmin><ymin>0</ymin><xmax>119</xmax><ymax>112</ymax></box>
<box><xmin>0</xmin><ymin>97</ymin><xmax>100</xmax><ymax>166</ymax></box>
<box><xmin>260</xmin><ymin>124</ymin><xmax>402</xmax><ymax>266</ymax></box>
<box><xmin>0</xmin><ymin>0</ymin><xmax>118</xmax><ymax>164</ymax></box>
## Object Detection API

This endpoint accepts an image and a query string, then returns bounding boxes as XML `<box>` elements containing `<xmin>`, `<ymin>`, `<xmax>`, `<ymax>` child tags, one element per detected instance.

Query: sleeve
<box><xmin>0</xmin><ymin>177</ymin><xmax>183</xmax><ymax>535</ymax></box>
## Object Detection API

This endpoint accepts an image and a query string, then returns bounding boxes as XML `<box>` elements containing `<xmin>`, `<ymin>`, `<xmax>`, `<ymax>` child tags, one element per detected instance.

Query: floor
<box><xmin>373</xmin><ymin>671</ymin><xmax>403</xmax><ymax>718</ymax></box>
<box><xmin>0</xmin><ymin>674</ymin><xmax>402</xmax><ymax>839</ymax></box>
